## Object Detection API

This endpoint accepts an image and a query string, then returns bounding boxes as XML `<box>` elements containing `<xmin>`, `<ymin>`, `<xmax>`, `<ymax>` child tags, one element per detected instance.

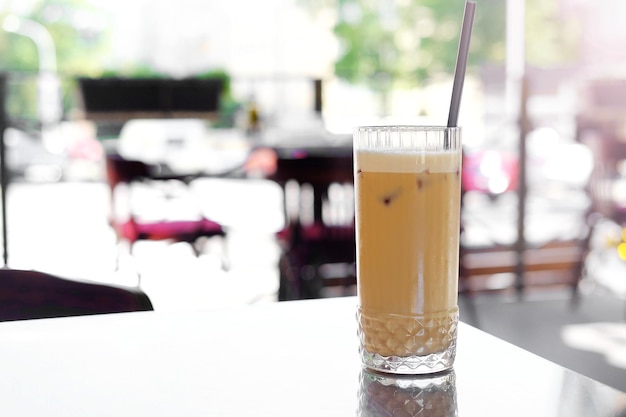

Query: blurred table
<box><xmin>115</xmin><ymin>121</ymin><xmax>253</xmax><ymax>177</ymax></box>
<box><xmin>0</xmin><ymin>297</ymin><xmax>624</xmax><ymax>416</ymax></box>
<box><xmin>114</xmin><ymin>118</ymin><xmax>354</xmax><ymax>179</ymax></box>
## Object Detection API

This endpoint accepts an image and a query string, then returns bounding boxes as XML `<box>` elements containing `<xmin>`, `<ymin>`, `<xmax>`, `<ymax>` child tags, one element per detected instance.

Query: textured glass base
<box><xmin>358</xmin><ymin>307</ymin><xmax>458</xmax><ymax>374</ymax></box>
<box><xmin>358</xmin><ymin>367</ymin><xmax>457</xmax><ymax>417</ymax></box>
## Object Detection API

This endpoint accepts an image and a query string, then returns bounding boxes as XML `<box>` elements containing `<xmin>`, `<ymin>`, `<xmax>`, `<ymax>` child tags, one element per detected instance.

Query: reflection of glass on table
<box><xmin>358</xmin><ymin>368</ymin><xmax>457</xmax><ymax>417</ymax></box>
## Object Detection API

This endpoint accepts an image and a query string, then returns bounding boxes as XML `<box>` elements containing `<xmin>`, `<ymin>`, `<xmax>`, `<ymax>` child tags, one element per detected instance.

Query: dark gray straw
<box><xmin>447</xmin><ymin>0</ymin><xmax>477</xmax><ymax>128</ymax></box>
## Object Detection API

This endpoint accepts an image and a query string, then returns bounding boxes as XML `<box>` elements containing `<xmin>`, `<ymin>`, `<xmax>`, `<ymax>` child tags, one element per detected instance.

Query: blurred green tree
<box><xmin>300</xmin><ymin>0</ymin><xmax>579</xmax><ymax>115</ymax></box>
<box><xmin>0</xmin><ymin>0</ymin><xmax>109</xmax><ymax>121</ymax></box>
<box><xmin>525</xmin><ymin>0</ymin><xmax>580</xmax><ymax>66</ymax></box>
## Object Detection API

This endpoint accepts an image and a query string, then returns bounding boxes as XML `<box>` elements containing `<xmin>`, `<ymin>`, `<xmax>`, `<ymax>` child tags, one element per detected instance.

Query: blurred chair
<box><xmin>0</xmin><ymin>267</ymin><xmax>153</xmax><ymax>322</ymax></box>
<box><xmin>104</xmin><ymin>152</ymin><xmax>227</xmax><ymax>270</ymax></box>
<box><xmin>459</xmin><ymin>139</ymin><xmax>596</xmax><ymax>300</ymax></box>
<box><xmin>459</xmin><ymin>238</ymin><xmax>591</xmax><ymax>299</ymax></box>
<box><xmin>268</xmin><ymin>147</ymin><xmax>355</xmax><ymax>300</ymax></box>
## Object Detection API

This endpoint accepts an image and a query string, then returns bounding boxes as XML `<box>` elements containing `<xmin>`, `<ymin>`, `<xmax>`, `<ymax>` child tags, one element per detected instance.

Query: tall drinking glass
<box><xmin>354</xmin><ymin>126</ymin><xmax>462</xmax><ymax>374</ymax></box>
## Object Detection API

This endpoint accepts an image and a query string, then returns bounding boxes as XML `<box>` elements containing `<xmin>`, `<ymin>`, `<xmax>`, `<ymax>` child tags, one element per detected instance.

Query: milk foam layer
<box><xmin>357</xmin><ymin>150</ymin><xmax>460</xmax><ymax>174</ymax></box>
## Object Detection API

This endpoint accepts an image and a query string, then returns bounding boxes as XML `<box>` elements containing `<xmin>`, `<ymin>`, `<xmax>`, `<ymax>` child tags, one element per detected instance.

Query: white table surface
<box><xmin>0</xmin><ymin>296</ymin><xmax>624</xmax><ymax>416</ymax></box>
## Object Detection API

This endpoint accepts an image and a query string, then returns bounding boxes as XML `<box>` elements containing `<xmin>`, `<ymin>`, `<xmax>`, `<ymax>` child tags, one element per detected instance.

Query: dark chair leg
<box><xmin>571</xmin><ymin>211</ymin><xmax>601</xmax><ymax>310</ymax></box>
<box><xmin>278</xmin><ymin>252</ymin><xmax>300</xmax><ymax>301</ymax></box>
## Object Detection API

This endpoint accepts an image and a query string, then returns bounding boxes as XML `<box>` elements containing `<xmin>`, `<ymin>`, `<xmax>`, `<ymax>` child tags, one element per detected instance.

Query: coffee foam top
<box><xmin>356</xmin><ymin>150</ymin><xmax>460</xmax><ymax>173</ymax></box>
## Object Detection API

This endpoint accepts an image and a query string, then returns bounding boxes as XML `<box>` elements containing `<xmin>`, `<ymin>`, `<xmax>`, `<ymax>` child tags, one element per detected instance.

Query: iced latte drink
<box><xmin>354</xmin><ymin>126</ymin><xmax>462</xmax><ymax>374</ymax></box>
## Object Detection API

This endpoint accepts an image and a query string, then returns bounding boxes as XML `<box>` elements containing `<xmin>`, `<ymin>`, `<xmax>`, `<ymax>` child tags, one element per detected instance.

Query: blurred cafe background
<box><xmin>2</xmin><ymin>0</ymin><xmax>626</xmax><ymax>391</ymax></box>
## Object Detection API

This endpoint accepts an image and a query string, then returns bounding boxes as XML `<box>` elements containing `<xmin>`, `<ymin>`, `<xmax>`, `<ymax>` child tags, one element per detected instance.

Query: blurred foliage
<box><xmin>99</xmin><ymin>65</ymin><xmax>169</xmax><ymax>79</ymax></box>
<box><xmin>0</xmin><ymin>1</ymin><xmax>238</xmax><ymax>126</ymax></box>
<box><xmin>4</xmin><ymin>75</ymin><xmax>38</xmax><ymax>125</ymax></box>
<box><xmin>195</xmin><ymin>69</ymin><xmax>241</xmax><ymax>128</ymax></box>
<box><xmin>299</xmin><ymin>0</ymin><xmax>499</xmax><ymax>93</ymax></box>
<box><xmin>299</xmin><ymin>0</ymin><xmax>580</xmax><ymax>92</ymax></box>
<box><xmin>27</xmin><ymin>0</ymin><xmax>109</xmax><ymax>75</ymax></box>
<box><xmin>0</xmin><ymin>0</ymin><xmax>109</xmax><ymax>122</ymax></box>
<box><xmin>525</xmin><ymin>0</ymin><xmax>581</xmax><ymax>66</ymax></box>
<box><xmin>196</xmin><ymin>69</ymin><xmax>232</xmax><ymax>97</ymax></box>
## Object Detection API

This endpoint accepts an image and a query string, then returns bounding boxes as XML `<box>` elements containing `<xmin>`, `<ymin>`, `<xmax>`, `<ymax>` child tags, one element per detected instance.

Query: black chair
<box><xmin>268</xmin><ymin>146</ymin><xmax>356</xmax><ymax>300</ymax></box>
<box><xmin>0</xmin><ymin>268</ymin><xmax>153</xmax><ymax>322</ymax></box>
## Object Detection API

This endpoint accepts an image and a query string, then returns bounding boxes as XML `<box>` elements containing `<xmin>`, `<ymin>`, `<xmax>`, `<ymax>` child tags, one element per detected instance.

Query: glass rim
<box><xmin>354</xmin><ymin>125</ymin><xmax>461</xmax><ymax>132</ymax></box>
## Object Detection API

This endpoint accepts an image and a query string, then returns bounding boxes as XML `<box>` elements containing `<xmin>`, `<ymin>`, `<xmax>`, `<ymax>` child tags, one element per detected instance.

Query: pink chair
<box><xmin>104</xmin><ymin>152</ymin><xmax>227</xmax><ymax>267</ymax></box>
